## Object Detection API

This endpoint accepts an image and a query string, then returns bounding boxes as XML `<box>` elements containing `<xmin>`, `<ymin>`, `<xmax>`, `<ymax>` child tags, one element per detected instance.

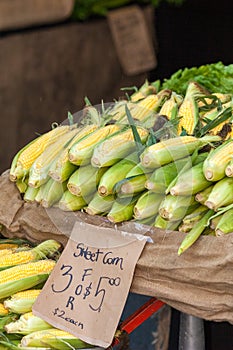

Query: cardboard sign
<box><xmin>107</xmin><ymin>5</ymin><xmax>157</xmax><ymax>75</ymax></box>
<box><xmin>33</xmin><ymin>221</ymin><xmax>148</xmax><ymax>348</ymax></box>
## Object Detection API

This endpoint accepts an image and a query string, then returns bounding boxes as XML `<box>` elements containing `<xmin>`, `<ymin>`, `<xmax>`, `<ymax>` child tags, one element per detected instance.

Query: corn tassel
<box><xmin>203</xmin><ymin>140</ymin><xmax>233</xmax><ymax>181</ymax></box>
<box><xmin>204</xmin><ymin>177</ymin><xmax>233</xmax><ymax>211</ymax></box>
<box><xmin>28</xmin><ymin>128</ymin><xmax>79</xmax><ymax>188</ymax></box>
<box><xmin>134</xmin><ymin>191</ymin><xmax>164</xmax><ymax>220</ymax></box>
<box><xmin>4</xmin><ymin>289</ymin><xmax>41</xmax><ymax>314</ymax></box>
<box><xmin>68</xmin><ymin>124</ymin><xmax>120</xmax><ymax>165</ymax></box>
<box><xmin>10</xmin><ymin>125</ymin><xmax>71</xmax><ymax>181</ymax></box>
<box><xmin>5</xmin><ymin>312</ymin><xmax>52</xmax><ymax>335</ymax></box>
<box><xmin>21</xmin><ymin>328</ymin><xmax>91</xmax><ymax>349</ymax></box>
<box><xmin>178</xmin><ymin>210</ymin><xmax>214</xmax><ymax>255</ymax></box>
<box><xmin>0</xmin><ymin>259</ymin><xmax>56</xmax><ymax>299</ymax></box>
<box><xmin>91</xmin><ymin>127</ymin><xmax>148</xmax><ymax>168</ymax></box>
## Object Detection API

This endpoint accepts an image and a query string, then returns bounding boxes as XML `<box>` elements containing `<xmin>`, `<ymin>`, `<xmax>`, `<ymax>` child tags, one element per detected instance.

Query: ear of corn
<box><xmin>0</xmin><ymin>249</ymin><xmax>16</xmax><ymax>258</ymax></box>
<box><xmin>4</xmin><ymin>289</ymin><xmax>41</xmax><ymax>314</ymax></box>
<box><xmin>49</xmin><ymin>125</ymin><xmax>98</xmax><ymax>182</ymax></box>
<box><xmin>178</xmin><ymin>210</ymin><xmax>214</xmax><ymax>255</ymax></box>
<box><xmin>204</xmin><ymin>177</ymin><xmax>233</xmax><ymax>211</ymax></box>
<box><xmin>0</xmin><ymin>239</ymin><xmax>60</xmax><ymax>270</ymax></box>
<box><xmin>21</xmin><ymin>328</ymin><xmax>92</xmax><ymax>349</ymax></box>
<box><xmin>68</xmin><ymin>124</ymin><xmax>120</xmax><ymax>165</ymax></box>
<box><xmin>154</xmin><ymin>215</ymin><xmax>181</xmax><ymax>231</ymax></box>
<box><xmin>97</xmin><ymin>154</ymin><xmax>138</xmax><ymax>197</ymax></box>
<box><xmin>159</xmin><ymin>195</ymin><xmax>198</xmax><ymax>222</ymax></box>
<box><xmin>40</xmin><ymin>180</ymin><xmax>67</xmax><ymax>208</ymax></box>
<box><xmin>179</xmin><ymin>205</ymin><xmax>209</xmax><ymax>233</ymax></box>
<box><xmin>114</xmin><ymin>175</ymin><xmax>148</xmax><ymax>197</ymax></box>
<box><xmin>169</xmin><ymin>162</ymin><xmax>211</xmax><ymax>196</ymax></box>
<box><xmin>10</xmin><ymin>125</ymin><xmax>72</xmax><ymax>182</ymax></box>
<box><xmin>0</xmin><ymin>302</ymin><xmax>9</xmax><ymax>316</ymax></box>
<box><xmin>159</xmin><ymin>92</ymin><xmax>183</xmax><ymax>120</ymax></box>
<box><xmin>210</xmin><ymin>214</ymin><xmax>223</xmax><ymax>230</ymax></box>
<box><xmin>0</xmin><ymin>314</ymin><xmax>19</xmax><ymax>333</ymax></box>
<box><xmin>134</xmin><ymin>191</ymin><xmax>164</xmax><ymax>220</ymax></box>
<box><xmin>177</xmin><ymin>97</ymin><xmax>199</xmax><ymax>135</ymax></box>
<box><xmin>91</xmin><ymin>127</ymin><xmax>148</xmax><ymax>168</ymax></box>
<box><xmin>5</xmin><ymin>312</ymin><xmax>52</xmax><ymax>335</ymax></box>
<box><xmin>24</xmin><ymin>186</ymin><xmax>39</xmax><ymax>203</ymax></box>
<box><xmin>0</xmin><ymin>239</ymin><xmax>31</xmax><ymax>248</ymax></box>
<box><xmin>215</xmin><ymin>208</ymin><xmax>233</xmax><ymax>236</ymax></box>
<box><xmin>126</xmin><ymin>163</ymin><xmax>152</xmax><ymax>177</ymax></box>
<box><xmin>203</xmin><ymin>140</ymin><xmax>233</xmax><ymax>181</ymax></box>
<box><xmin>140</xmin><ymin>135</ymin><xmax>220</xmax><ymax>169</ymax></box>
<box><xmin>85</xmin><ymin>193</ymin><xmax>115</xmax><ymax>216</ymax></box>
<box><xmin>195</xmin><ymin>185</ymin><xmax>215</xmax><ymax>204</ymax></box>
<box><xmin>67</xmin><ymin>165</ymin><xmax>108</xmax><ymax>198</ymax></box>
<box><xmin>59</xmin><ymin>190</ymin><xmax>90</xmax><ymax>212</ymax></box>
<box><xmin>130</xmin><ymin>80</ymin><xmax>157</xmax><ymax>102</ymax></box>
<box><xmin>16</xmin><ymin>178</ymin><xmax>28</xmax><ymax>194</ymax></box>
<box><xmin>0</xmin><ymin>260</ymin><xmax>56</xmax><ymax>299</ymax></box>
<box><xmin>28</xmin><ymin>128</ymin><xmax>79</xmax><ymax>188</ymax></box>
<box><xmin>134</xmin><ymin>215</ymin><xmax>157</xmax><ymax>226</ymax></box>
<box><xmin>225</xmin><ymin>157</ymin><xmax>233</xmax><ymax>177</ymax></box>
<box><xmin>107</xmin><ymin>196</ymin><xmax>139</xmax><ymax>223</ymax></box>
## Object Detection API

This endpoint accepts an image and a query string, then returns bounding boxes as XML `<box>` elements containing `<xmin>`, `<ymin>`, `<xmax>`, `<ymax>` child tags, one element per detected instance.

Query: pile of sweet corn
<box><xmin>0</xmin><ymin>237</ymin><xmax>93</xmax><ymax>349</ymax></box>
<box><xmin>8</xmin><ymin>80</ymin><xmax>233</xmax><ymax>255</ymax></box>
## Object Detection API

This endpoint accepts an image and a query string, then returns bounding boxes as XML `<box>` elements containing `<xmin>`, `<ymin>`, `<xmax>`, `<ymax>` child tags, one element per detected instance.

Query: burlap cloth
<box><xmin>0</xmin><ymin>171</ymin><xmax>232</xmax><ymax>324</ymax></box>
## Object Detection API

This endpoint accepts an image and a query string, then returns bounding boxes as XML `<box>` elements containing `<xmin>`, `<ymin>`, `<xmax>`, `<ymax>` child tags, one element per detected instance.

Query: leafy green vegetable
<box><xmin>161</xmin><ymin>62</ymin><xmax>233</xmax><ymax>95</ymax></box>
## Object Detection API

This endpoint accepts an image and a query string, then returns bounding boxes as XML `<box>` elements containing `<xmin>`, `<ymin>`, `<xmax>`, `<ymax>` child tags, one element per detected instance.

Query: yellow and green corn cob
<box><xmin>204</xmin><ymin>177</ymin><xmax>233</xmax><ymax>211</ymax></box>
<box><xmin>21</xmin><ymin>328</ymin><xmax>92</xmax><ymax>349</ymax></box>
<box><xmin>140</xmin><ymin>135</ymin><xmax>219</xmax><ymax>169</ymax></box>
<box><xmin>0</xmin><ymin>303</ymin><xmax>9</xmax><ymax>316</ymax></box>
<box><xmin>0</xmin><ymin>240</ymin><xmax>60</xmax><ymax>270</ymax></box>
<box><xmin>215</xmin><ymin>208</ymin><xmax>233</xmax><ymax>236</ymax></box>
<box><xmin>98</xmin><ymin>154</ymin><xmax>138</xmax><ymax>197</ymax></box>
<box><xmin>85</xmin><ymin>193</ymin><xmax>115</xmax><ymax>216</ymax></box>
<box><xmin>4</xmin><ymin>289</ymin><xmax>41</xmax><ymax>314</ymax></box>
<box><xmin>159</xmin><ymin>92</ymin><xmax>183</xmax><ymax>120</ymax></box>
<box><xmin>68</xmin><ymin>124</ymin><xmax>120</xmax><ymax>166</ymax></box>
<box><xmin>10</xmin><ymin>125</ymin><xmax>72</xmax><ymax>182</ymax></box>
<box><xmin>130</xmin><ymin>80</ymin><xmax>157</xmax><ymax>102</ymax></box>
<box><xmin>91</xmin><ymin>127</ymin><xmax>148</xmax><ymax>168</ymax></box>
<box><xmin>28</xmin><ymin>128</ymin><xmax>79</xmax><ymax>188</ymax></box>
<box><xmin>178</xmin><ymin>210</ymin><xmax>214</xmax><ymax>255</ymax></box>
<box><xmin>67</xmin><ymin>165</ymin><xmax>108</xmax><ymax>198</ymax></box>
<box><xmin>40</xmin><ymin>179</ymin><xmax>67</xmax><ymax>208</ymax></box>
<box><xmin>59</xmin><ymin>190</ymin><xmax>89</xmax><ymax>212</ymax></box>
<box><xmin>159</xmin><ymin>195</ymin><xmax>198</xmax><ymax>222</ymax></box>
<box><xmin>203</xmin><ymin>140</ymin><xmax>233</xmax><ymax>181</ymax></box>
<box><xmin>134</xmin><ymin>191</ymin><xmax>164</xmax><ymax>220</ymax></box>
<box><xmin>5</xmin><ymin>311</ymin><xmax>52</xmax><ymax>335</ymax></box>
<box><xmin>0</xmin><ymin>259</ymin><xmax>56</xmax><ymax>299</ymax></box>
<box><xmin>49</xmin><ymin>125</ymin><xmax>98</xmax><ymax>182</ymax></box>
<box><xmin>169</xmin><ymin>162</ymin><xmax>211</xmax><ymax>196</ymax></box>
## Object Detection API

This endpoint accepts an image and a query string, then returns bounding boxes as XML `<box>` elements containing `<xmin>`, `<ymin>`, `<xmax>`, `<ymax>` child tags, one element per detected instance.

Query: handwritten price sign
<box><xmin>33</xmin><ymin>222</ymin><xmax>148</xmax><ymax>348</ymax></box>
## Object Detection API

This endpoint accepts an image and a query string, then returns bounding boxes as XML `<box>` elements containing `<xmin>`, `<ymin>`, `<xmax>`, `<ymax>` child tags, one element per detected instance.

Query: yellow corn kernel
<box><xmin>177</xmin><ymin>98</ymin><xmax>199</xmax><ymax>135</ymax></box>
<box><xmin>0</xmin><ymin>302</ymin><xmax>9</xmax><ymax>315</ymax></box>
<box><xmin>0</xmin><ymin>243</ymin><xmax>19</xmax><ymax>250</ymax></box>
<box><xmin>4</xmin><ymin>289</ymin><xmax>42</xmax><ymax>314</ymax></box>
<box><xmin>11</xmin><ymin>125</ymin><xmax>71</xmax><ymax>181</ymax></box>
<box><xmin>0</xmin><ymin>248</ymin><xmax>15</xmax><ymax>257</ymax></box>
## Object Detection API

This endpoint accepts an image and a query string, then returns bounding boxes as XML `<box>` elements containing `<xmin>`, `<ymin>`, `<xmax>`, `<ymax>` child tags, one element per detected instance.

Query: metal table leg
<box><xmin>179</xmin><ymin>312</ymin><xmax>205</xmax><ymax>350</ymax></box>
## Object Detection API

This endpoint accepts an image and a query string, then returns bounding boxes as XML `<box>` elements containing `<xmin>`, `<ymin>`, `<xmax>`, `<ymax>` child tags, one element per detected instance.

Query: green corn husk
<box><xmin>24</xmin><ymin>186</ymin><xmax>39</xmax><ymax>203</ymax></box>
<box><xmin>159</xmin><ymin>195</ymin><xmax>199</xmax><ymax>222</ymax></box>
<box><xmin>195</xmin><ymin>185</ymin><xmax>215</xmax><ymax>204</ymax></box>
<box><xmin>204</xmin><ymin>177</ymin><xmax>233</xmax><ymax>211</ymax></box>
<box><xmin>210</xmin><ymin>214</ymin><xmax>223</xmax><ymax>230</ymax></box>
<box><xmin>59</xmin><ymin>190</ymin><xmax>89</xmax><ymax>211</ymax></box>
<box><xmin>178</xmin><ymin>210</ymin><xmax>214</xmax><ymax>255</ymax></box>
<box><xmin>170</xmin><ymin>162</ymin><xmax>212</xmax><ymax>196</ymax></box>
<box><xmin>67</xmin><ymin>165</ymin><xmax>107</xmax><ymax>198</ymax></box>
<box><xmin>98</xmin><ymin>154</ymin><xmax>138</xmax><ymax>197</ymax></box>
<box><xmin>114</xmin><ymin>175</ymin><xmax>147</xmax><ymax>197</ymax></box>
<box><xmin>0</xmin><ymin>260</ymin><xmax>56</xmax><ymax>299</ymax></box>
<box><xmin>202</xmin><ymin>227</ymin><xmax>215</xmax><ymax>236</ymax></box>
<box><xmin>40</xmin><ymin>179</ymin><xmax>67</xmax><ymax>208</ymax></box>
<box><xmin>179</xmin><ymin>205</ymin><xmax>209</xmax><ymax>233</ymax></box>
<box><xmin>0</xmin><ymin>314</ymin><xmax>19</xmax><ymax>332</ymax></box>
<box><xmin>154</xmin><ymin>215</ymin><xmax>181</xmax><ymax>231</ymax></box>
<box><xmin>5</xmin><ymin>312</ymin><xmax>52</xmax><ymax>335</ymax></box>
<box><xmin>126</xmin><ymin>163</ymin><xmax>152</xmax><ymax>177</ymax></box>
<box><xmin>140</xmin><ymin>135</ymin><xmax>220</xmax><ymax>169</ymax></box>
<box><xmin>215</xmin><ymin>208</ymin><xmax>233</xmax><ymax>236</ymax></box>
<box><xmin>145</xmin><ymin>157</ymin><xmax>191</xmax><ymax>193</ymax></box>
<box><xmin>28</xmin><ymin>128</ymin><xmax>79</xmax><ymax>188</ymax></box>
<box><xmin>134</xmin><ymin>191</ymin><xmax>164</xmax><ymax>220</ymax></box>
<box><xmin>20</xmin><ymin>329</ymin><xmax>92</xmax><ymax>349</ymax></box>
<box><xmin>16</xmin><ymin>178</ymin><xmax>28</xmax><ymax>194</ymax></box>
<box><xmin>134</xmin><ymin>215</ymin><xmax>157</xmax><ymax>226</ymax></box>
<box><xmin>49</xmin><ymin>125</ymin><xmax>98</xmax><ymax>182</ymax></box>
<box><xmin>107</xmin><ymin>196</ymin><xmax>139</xmax><ymax>223</ymax></box>
<box><xmin>85</xmin><ymin>193</ymin><xmax>115</xmax><ymax>216</ymax></box>
<box><xmin>225</xmin><ymin>158</ymin><xmax>233</xmax><ymax>177</ymax></box>
<box><xmin>203</xmin><ymin>140</ymin><xmax>233</xmax><ymax>181</ymax></box>
<box><xmin>68</xmin><ymin>124</ymin><xmax>120</xmax><ymax>166</ymax></box>
<box><xmin>4</xmin><ymin>290</ymin><xmax>41</xmax><ymax>314</ymax></box>
<box><xmin>91</xmin><ymin>127</ymin><xmax>148</xmax><ymax>168</ymax></box>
